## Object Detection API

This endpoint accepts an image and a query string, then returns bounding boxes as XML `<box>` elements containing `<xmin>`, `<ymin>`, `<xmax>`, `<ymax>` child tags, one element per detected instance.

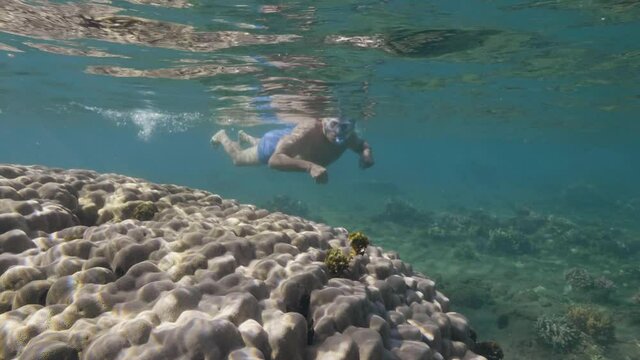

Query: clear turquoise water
<box><xmin>2</xmin><ymin>0</ymin><xmax>640</xmax><ymax>357</ymax></box>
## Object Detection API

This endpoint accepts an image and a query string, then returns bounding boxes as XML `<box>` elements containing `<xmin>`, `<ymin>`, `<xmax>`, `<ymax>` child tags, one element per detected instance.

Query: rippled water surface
<box><xmin>2</xmin><ymin>0</ymin><xmax>640</xmax><ymax>358</ymax></box>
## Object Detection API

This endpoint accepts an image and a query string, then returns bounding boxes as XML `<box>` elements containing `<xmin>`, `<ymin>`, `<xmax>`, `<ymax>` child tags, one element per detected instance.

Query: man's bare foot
<box><xmin>238</xmin><ymin>130</ymin><xmax>259</xmax><ymax>146</ymax></box>
<box><xmin>210</xmin><ymin>130</ymin><xmax>226</xmax><ymax>148</ymax></box>
<box><xmin>237</xmin><ymin>130</ymin><xmax>249</xmax><ymax>144</ymax></box>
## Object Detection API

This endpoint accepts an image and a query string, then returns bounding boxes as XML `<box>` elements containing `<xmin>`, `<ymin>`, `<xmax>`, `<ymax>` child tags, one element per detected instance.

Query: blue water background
<box><xmin>2</xmin><ymin>0</ymin><xmax>640</xmax><ymax>356</ymax></box>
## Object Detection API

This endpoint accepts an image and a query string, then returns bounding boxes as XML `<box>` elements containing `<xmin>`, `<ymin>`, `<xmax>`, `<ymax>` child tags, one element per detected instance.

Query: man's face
<box><xmin>322</xmin><ymin>117</ymin><xmax>354</xmax><ymax>145</ymax></box>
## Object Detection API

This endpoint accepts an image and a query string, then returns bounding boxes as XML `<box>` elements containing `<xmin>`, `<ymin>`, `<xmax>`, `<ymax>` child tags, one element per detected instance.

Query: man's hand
<box><xmin>309</xmin><ymin>164</ymin><xmax>328</xmax><ymax>184</ymax></box>
<box><xmin>359</xmin><ymin>149</ymin><xmax>374</xmax><ymax>169</ymax></box>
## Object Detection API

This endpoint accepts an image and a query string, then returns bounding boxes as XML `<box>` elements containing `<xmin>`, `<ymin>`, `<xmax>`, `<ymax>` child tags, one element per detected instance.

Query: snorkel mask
<box><xmin>322</xmin><ymin>117</ymin><xmax>355</xmax><ymax>145</ymax></box>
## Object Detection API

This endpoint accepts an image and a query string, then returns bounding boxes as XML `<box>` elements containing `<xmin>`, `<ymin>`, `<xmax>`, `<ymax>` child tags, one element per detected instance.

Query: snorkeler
<box><xmin>210</xmin><ymin>117</ymin><xmax>374</xmax><ymax>184</ymax></box>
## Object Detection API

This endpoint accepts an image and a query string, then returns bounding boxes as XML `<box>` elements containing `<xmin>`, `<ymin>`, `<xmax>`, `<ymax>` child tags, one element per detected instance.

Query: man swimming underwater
<box><xmin>210</xmin><ymin>117</ymin><xmax>374</xmax><ymax>184</ymax></box>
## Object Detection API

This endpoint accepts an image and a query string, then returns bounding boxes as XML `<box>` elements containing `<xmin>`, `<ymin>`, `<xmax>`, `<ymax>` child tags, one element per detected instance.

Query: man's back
<box><xmin>274</xmin><ymin>121</ymin><xmax>348</xmax><ymax>167</ymax></box>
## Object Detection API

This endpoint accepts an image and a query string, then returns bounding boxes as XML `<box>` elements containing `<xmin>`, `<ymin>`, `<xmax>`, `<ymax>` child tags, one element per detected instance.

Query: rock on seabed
<box><xmin>0</xmin><ymin>164</ymin><xmax>486</xmax><ymax>360</ymax></box>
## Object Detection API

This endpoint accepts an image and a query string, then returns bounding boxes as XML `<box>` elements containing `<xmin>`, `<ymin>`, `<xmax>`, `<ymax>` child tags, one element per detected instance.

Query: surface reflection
<box><xmin>326</xmin><ymin>29</ymin><xmax>503</xmax><ymax>58</ymax></box>
<box><xmin>211</xmin><ymin>57</ymin><xmax>338</xmax><ymax>127</ymax></box>
<box><xmin>0</xmin><ymin>0</ymin><xmax>299</xmax><ymax>52</ymax></box>
<box><xmin>0</xmin><ymin>42</ymin><xmax>22</xmax><ymax>52</ymax></box>
<box><xmin>86</xmin><ymin>63</ymin><xmax>259</xmax><ymax>80</ymax></box>
<box><xmin>124</xmin><ymin>0</ymin><xmax>192</xmax><ymax>8</ymax></box>
<box><xmin>24</xmin><ymin>41</ymin><xmax>128</xmax><ymax>58</ymax></box>
<box><xmin>509</xmin><ymin>0</ymin><xmax>640</xmax><ymax>23</ymax></box>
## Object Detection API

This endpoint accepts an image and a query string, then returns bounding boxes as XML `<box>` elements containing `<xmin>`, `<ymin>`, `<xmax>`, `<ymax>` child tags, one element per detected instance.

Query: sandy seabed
<box><xmin>0</xmin><ymin>164</ymin><xmax>487</xmax><ymax>360</ymax></box>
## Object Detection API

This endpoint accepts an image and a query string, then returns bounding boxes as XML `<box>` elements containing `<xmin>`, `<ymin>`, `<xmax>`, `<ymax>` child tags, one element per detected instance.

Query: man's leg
<box><xmin>238</xmin><ymin>130</ymin><xmax>260</xmax><ymax>146</ymax></box>
<box><xmin>211</xmin><ymin>130</ymin><xmax>260</xmax><ymax>166</ymax></box>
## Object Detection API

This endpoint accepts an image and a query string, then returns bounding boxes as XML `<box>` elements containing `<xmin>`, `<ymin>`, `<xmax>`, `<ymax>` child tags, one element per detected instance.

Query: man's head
<box><xmin>321</xmin><ymin>117</ymin><xmax>355</xmax><ymax>145</ymax></box>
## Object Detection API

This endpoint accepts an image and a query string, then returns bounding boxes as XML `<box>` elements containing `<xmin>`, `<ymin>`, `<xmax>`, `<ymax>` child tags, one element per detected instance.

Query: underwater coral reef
<box><xmin>321</xmin><ymin>199</ymin><xmax>640</xmax><ymax>359</ymax></box>
<box><xmin>0</xmin><ymin>164</ymin><xmax>495</xmax><ymax>360</ymax></box>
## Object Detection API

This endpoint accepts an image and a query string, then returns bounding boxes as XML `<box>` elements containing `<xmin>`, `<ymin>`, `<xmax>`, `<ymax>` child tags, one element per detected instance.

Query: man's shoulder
<box><xmin>291</xmin><ymin>121</ymin><xmax>321</xmax><ymax>136</ymax></box>
<box><xmin>294</xmin><ymin>119</ymin><xmax>321</xmax><ymax>130</ymax></box>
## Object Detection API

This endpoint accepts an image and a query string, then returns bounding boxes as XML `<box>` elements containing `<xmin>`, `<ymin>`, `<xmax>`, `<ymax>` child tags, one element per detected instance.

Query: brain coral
<box><xmin>0</xmin><ymin>164</ymin><xmax>488</xmax><ymax>360</ymax></box>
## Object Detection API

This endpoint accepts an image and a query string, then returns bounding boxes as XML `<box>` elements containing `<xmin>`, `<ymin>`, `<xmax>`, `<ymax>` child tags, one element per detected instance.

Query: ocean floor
<box><xmin>0</xmin><ymin>164</ymin><xmax>499</xmax><ymax>360</ymax></box>
<box><xmin>300</xmin><ymin>198</ymin><xmax>640</xmax><ymax>360</ymax></box>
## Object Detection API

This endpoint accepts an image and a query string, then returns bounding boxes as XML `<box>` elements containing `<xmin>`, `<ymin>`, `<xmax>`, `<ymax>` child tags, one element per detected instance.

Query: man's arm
<box><xmin>268</xmin><ymin>153</ymin><xmax>315</xmax><ymax>172</ymax></box>
<box><xmin>267</xmin><ymin>124</ymin><xmax>328</xmax><ymax>183</ymax></box>
<box><xmin>267</xmin><ymin>124</ymin><xmax>314</xmax><ymax>172</ymax></box>
<box><xmin>347</xmin><ymin>134</ymin><xmax>374</xmax><ymax>169</ymax></box>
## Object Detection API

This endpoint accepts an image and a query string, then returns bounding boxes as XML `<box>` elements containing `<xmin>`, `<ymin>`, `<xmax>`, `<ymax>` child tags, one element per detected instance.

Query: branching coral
<box><xmin>421</xmin><ymin>212</ymin><xmax>483</xmax><ymax>242</ymax></box>
<box><xmin>487</xmin><ymin>227</ymin><xmax>533</xmax><ymax>254</ymax></box>
<box><xmin>535</xmin><ymin>305</ymin><xmax>615</xmax><ymax>354</ymax></box>
<box><xmin>564</xmin><ymin>269</ymin><xmax>616</xmax><ymax>302</ymax></box>
<box><xmin>566</xmin><ymin>305</ymin><xmax>614</xmax><ymax>344</ymax></box>
<box><xmin>534</xmin><ymin>314</ymin><xmax>581</xmax><ymax>352</ymax></box>
<box><xmin>593</xmin><ymin>276</ymin><xmax>615</xmax><ymax>291</ymax></box>
<box><xmin>565</xmin><ymin>267</ymin><xmax>594</xmax><ymax>290</ymax></box>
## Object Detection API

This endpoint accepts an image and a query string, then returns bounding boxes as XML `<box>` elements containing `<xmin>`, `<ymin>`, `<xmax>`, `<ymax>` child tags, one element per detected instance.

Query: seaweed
<box><xmin>326</xmin><ymin>231</ymin><xmax>371</xmax><ymax>278</ymax></box>
<box><xmin>324</xmin><ymin>248</ymin><xmax>350</xmax><ymax>277</ymax></box>
<box><xmin>132</xmin><ymin>202</ymin><xmax>157</xmax><ymax>221</ymax></box>
<box><xmin>348</xmin><ymin>231</ymin><xmax>369</xmax><ymax>256</ymax></box>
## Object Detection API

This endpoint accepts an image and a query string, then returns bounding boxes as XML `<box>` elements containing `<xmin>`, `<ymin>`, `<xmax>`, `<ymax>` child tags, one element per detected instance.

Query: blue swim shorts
<box><xmin>257</xmin><ymin>128</ymin><xmax>293</xmax><ymax>164</ymax></box>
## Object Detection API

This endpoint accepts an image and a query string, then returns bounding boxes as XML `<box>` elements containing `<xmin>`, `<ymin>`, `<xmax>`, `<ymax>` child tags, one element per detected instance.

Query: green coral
<box><xmin>566</xmin><ymin>305</ymin><xmax>614</xmax><ymax>343</ymax></box>
<box><xmin>132</xmin><ymin>202</ymin><xmax>158</xmax><ymax>221</ymax></box>
<box><xmin>325</xmin><ymin>248</ymin><xmax>350</xmax><ymax>277</ymax></box>
<box><xmin>348</xmin><ymin>231</ymin><xmax>370</xmax><ymax>256</ymax></box>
